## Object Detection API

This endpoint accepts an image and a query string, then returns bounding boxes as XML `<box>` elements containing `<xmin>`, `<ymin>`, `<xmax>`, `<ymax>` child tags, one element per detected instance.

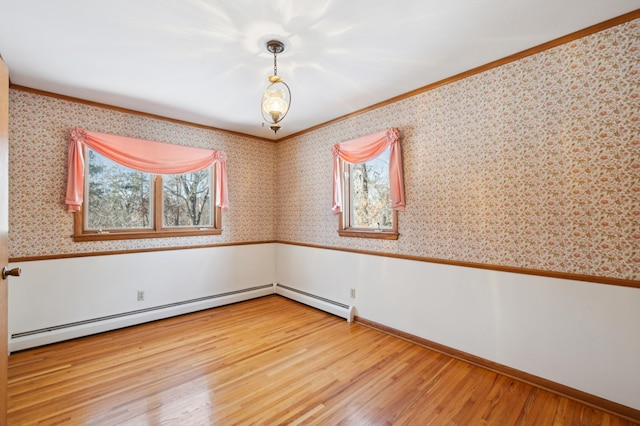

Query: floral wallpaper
<box><xmin>276</xmin><ymin>19</ymin><xmax>640</xmax><ymax>281</ymax></box>
<box><xmin>8</xmin><ymin>90</ymin><xmax>277</xmax><ymax>258</ymax></box>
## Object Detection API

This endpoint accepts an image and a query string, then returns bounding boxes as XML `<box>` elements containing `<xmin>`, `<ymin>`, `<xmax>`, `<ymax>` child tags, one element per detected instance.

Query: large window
<box><xmin>74</xmin><ymin>148</ymin><xmax>221</xmax><ymax>241</ymax></box>
<box><xmin>339</xmin><ymin>147</ymin><xmax>398</xmax><ymax>239</ymax></box>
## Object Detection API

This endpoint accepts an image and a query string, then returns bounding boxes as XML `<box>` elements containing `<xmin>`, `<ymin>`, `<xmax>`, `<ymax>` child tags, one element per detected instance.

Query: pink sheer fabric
<box><xmin>65</xmin><ymin>127</ymin><xmax>229</xmax><ymax>213</ymax></box>
<box><xmin>331</xmin><ymin>128</ymin><xmax>405</xmax><ymax>214</ymax></box>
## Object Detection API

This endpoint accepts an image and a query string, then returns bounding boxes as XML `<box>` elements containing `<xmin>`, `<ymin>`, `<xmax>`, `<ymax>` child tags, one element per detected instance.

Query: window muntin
<box><xmin>75</xmin><ymin>148</ymin><xmax>221</xmax><ymax>241</ymax></box>
<box><xmin>339</xmin><ymin>147</ymin><xmax>398</xmax><ymax>239</ymax></box>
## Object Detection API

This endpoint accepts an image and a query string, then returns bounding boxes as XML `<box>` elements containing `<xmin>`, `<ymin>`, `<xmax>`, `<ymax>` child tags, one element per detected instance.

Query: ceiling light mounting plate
<box><xmin>266</xmin><ymin>40</ymin><xmax>285</xmax><ymax>55</ymax></box>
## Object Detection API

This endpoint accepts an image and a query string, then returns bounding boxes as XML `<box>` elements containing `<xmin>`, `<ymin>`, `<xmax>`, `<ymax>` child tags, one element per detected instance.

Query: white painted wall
<box><xmin>8</xmin><ymin>243</ymin><xmax>277</xmax><ymax>351</ymax></box>
<box><xmin>275</xmin><ymin>243</ymin><xmax>640</xmax><ymax>411</ymax></box>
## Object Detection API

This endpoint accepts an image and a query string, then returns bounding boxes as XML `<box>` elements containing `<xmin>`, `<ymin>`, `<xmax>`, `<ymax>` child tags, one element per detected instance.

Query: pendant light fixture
<box><xmin>261</xmin><ymin>40</ymin><xmax>291</xmax><ymax>134</ymax></box>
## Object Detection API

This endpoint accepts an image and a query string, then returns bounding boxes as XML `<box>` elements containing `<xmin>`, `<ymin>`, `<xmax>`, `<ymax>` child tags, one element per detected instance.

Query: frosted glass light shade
<box><xmin>261</xmin><ymin>79</ymin><xmax>291</xmax><ymax>130</ymax></box>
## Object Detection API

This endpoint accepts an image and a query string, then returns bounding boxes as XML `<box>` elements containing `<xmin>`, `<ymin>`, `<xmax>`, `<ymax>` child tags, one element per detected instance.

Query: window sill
<box><xmin>337</xmin><ymin>229</ymin><xmax>398</xmax><ymax>240</ymax></box>
<box><xmin>73</xmin><ymin>228</ymin><xmax>222</xmax><ymax>242</ymax></box>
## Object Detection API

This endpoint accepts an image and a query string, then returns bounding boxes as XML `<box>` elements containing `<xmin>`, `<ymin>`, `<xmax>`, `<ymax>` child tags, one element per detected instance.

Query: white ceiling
<box><xmin>1</xmin><ymin>1</ymin><xmax>639</xmax><ymax>140</ymax></box>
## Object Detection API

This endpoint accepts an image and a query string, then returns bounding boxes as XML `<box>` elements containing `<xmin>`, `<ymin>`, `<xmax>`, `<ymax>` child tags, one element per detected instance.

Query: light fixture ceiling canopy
<box><xmin>266</xmin><ymin>39</ymin><xmax>285</xmax><ymax>55</ymax></box>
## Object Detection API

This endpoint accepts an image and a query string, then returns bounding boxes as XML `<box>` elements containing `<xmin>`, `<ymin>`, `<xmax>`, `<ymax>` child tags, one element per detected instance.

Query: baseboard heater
<box><xmin>9</xmin><ymin>284</ymin><xmax>274</xmax><ymax>352</ymax></box>
<box><xmin>275</xmin><ymin>283</ymin><xmax>355</xmax><ymax>322</ymax></box>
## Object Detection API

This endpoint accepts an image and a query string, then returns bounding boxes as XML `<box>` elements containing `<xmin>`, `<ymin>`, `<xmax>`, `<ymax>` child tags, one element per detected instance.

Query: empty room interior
<box><xmin>0</xmin><ymin>1</ymin><xmax>639</xmax><ymax>424</ymax></box>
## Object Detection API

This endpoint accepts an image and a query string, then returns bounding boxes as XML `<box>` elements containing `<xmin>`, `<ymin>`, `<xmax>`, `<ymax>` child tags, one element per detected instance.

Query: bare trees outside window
<box><xmin>78</xmin><ymin>148</ymin><xmax>220</xmax><ymax>241</ymax></box>
<box><xmin>349</xmin><ymin>148</ymin><xmax>392</xmax><ymax>229</ymax></box>
<box><xmin>162</xmin><ymin>170</ymin><xmax>211</xmax><ymax>227</ymax></box>
<box><xmin>339</xmin><ymin>146</ymin><xmax>398</xmax><ymax>239</ymax></box>
<box><xmin>87</xmin><ymin>150</ymin><xmax>153</xmax><ymax>230</ymax></box>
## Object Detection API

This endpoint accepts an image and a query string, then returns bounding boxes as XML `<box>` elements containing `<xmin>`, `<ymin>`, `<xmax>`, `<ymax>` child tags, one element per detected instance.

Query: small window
<box><xmin>339</xmin><ymin>147</ymin><xmax>398</xmax><ymax>239</ymax></box>
<box><xmin>74</xmin><ymin>149</ymin><xmax>221</xmax><ymax>241</ymax></box>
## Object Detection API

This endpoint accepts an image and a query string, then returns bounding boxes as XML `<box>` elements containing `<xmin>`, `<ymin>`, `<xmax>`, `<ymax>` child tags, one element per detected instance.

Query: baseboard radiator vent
<box><xmin>9</xmin><ymin>284</ymin><xmax>274</xmax><ymax>352</ymax></box>
<box><xmin>275</xmin><ymin>284</ymin><xmax>355</xmax><ymax>322</ymax></box>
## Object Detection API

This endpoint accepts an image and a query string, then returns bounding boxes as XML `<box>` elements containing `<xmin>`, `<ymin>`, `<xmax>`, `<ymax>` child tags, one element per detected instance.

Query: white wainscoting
<box><xmin>8</xmin><ymin>242</ymin><xmax>639</xmax><ymax>412</ymax></box>
<box><xmin>8</xmin><ymin>243</ymin><xmax>277</xmax><ymax>352</ymax></box>
<box><xmin>275</xmin><ymin>243</ymin><xmax>640</xmax><ymax>411</ymax></box>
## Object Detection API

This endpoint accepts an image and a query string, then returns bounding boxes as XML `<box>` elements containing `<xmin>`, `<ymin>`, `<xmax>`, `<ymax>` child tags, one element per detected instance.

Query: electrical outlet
<box><xmin>137</xmin><ymin>290</ymin><xmax>145</xmax><ymax>301</ymax></box>
<box><xmin>350</xmin><ymin>288</ymin><xmax>356</xmax><ymax>298</ymax></box>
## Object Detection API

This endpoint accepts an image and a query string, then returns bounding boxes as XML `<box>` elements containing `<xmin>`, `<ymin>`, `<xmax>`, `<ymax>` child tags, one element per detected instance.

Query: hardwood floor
<box><xmin>7</xmin><ymin>296</ymin><xmax>636</xmax><ymax>425</ymax></box>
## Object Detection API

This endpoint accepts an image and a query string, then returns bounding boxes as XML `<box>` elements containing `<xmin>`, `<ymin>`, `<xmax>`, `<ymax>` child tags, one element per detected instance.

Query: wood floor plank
<box><xmin>7</xmin><ymin>296</ymin><xmax>638</xmax><ymax>425</ymax></box>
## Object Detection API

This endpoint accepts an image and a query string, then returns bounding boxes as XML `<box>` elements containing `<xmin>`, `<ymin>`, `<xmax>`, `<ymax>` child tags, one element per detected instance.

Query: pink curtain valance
<box><xmin>331</xmin><ymin>128</ymin><xmax>405</xmax><ymax>214</ymax></box>
<box><xmin>65</xmin><ymin>127</ymin><xmax>229</xmax><ymax>213</ymax></box>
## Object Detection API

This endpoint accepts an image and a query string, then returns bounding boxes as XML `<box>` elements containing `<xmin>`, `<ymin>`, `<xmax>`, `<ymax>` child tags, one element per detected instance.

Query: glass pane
<box><xmin>349</xmin><ymin>147</ymin><xmax>393</xmax><ymax>229</ymax></box>
<box><xmin>163</xmin><ymin>169</ymin><xmax>212</xmax><ymax>227</ymax></box>
<box><xmin>86</xmin><ymin>149</ymin><xmax>153</xmax><ymax>230</ymax></box>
